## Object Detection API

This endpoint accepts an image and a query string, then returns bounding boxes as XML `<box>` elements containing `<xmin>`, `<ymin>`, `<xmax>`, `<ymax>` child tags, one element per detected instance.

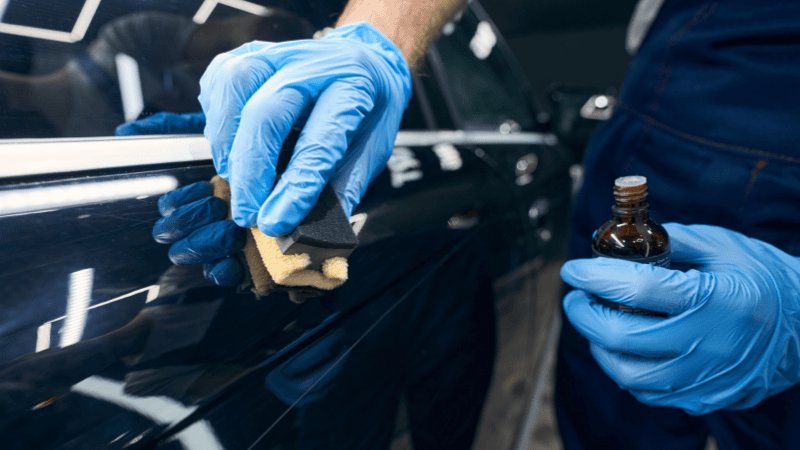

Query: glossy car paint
<box><xmin>0</xmin><ymin>3</ymin><xmax>573</xmax><ymax>449</ymax></box>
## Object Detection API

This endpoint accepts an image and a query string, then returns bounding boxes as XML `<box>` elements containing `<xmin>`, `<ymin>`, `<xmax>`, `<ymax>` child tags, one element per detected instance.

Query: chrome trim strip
<box><xmin>395</xmin><ymin>130</ymin><xmax>557</xmax><ymax>147</ymax></box>
<box><xmin>0</xmin><ymin>131</ymin><xmax>557</xmax><ymax>179</ymax></box>
<box><xmin>0</xmin><ymin>175</ymin><xmax>179</xmax><ymax>216</ymax></box>
<box><xmin>0</xmin><ymin>135</ymin><xmax>212</xmax><ymax>179</ymax></box>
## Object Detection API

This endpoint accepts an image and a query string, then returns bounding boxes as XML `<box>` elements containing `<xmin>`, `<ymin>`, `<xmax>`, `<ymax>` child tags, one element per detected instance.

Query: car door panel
<box><xmin>0</xmin><ymin>132</ymin><xmax>540</xmax><ymax>448</ymax></box>
<box><xmin>0</xmin><ymin>2</ymin><xmax>572</xmax><ymax>448</ymax></box>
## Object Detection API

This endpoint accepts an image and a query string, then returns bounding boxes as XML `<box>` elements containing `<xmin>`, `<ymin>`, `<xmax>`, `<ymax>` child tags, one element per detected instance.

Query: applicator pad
<box><xmin>210</xmin><ymin>176</ymin><xmax>358</xmax><ymax>302</ymax></box>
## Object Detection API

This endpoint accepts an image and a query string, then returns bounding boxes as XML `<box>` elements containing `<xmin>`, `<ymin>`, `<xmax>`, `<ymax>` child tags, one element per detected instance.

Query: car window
<box><xmin>432</xmin><ymin>8</ymin><xmax>536</xmax><ymax>131</ymax></box>
<box><xmin>0</xmin><ymin>0</ymin><xmax>429</xmax><ymax>139</ymax></box>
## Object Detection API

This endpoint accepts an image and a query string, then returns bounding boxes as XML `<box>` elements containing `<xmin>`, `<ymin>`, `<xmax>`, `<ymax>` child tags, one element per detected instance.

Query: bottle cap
<box><xmin>615</xmin><ymin>176</ymin><xmax>647</xmax><ymax>188</ymax></box>
<box><xmin>614</xmin><ymin>175</ymin><xmax>648</xmax><ymax>203</ymax></box>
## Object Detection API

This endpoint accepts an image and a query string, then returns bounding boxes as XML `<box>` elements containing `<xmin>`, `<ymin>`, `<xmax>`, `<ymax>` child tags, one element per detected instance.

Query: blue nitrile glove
<box><xmin>114</xmin><ymin>111</ymin><xmax>206</xmax><ymax>136</ymax></box>
<box><xmin>198</xmin><ymin>22</ymin><xmax>412</xmax><ymax>236</ymax></box>
<box><xmin>152</xmin><ymin>181</ymin><xmax>246</xmax><ymax>286</ymax></box>
<box><xmin>561</xmin><ymin>223</ymin><xmax>800</xmax><ymax>415</ymax></box>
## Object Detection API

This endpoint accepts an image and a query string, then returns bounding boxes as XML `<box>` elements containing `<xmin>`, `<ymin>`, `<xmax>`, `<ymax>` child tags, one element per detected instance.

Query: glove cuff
<box><xmin>322</xmin><ymin>21</ymin><xmax>413</xmax><ymax>103</ymax></box>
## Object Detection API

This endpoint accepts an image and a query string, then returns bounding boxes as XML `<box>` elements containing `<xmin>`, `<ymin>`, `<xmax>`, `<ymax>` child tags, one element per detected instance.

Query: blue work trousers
<box><xmin>556</xmin><ymin>1</ymin><xmax>800</xmax><ymax>448</ymax></box>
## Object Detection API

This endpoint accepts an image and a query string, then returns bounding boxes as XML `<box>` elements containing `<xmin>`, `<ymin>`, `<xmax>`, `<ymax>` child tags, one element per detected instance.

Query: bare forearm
<box><xmin>337</xmin><ymin>0</ymin><xmax>467</xmax><ymax>68</ymax></box>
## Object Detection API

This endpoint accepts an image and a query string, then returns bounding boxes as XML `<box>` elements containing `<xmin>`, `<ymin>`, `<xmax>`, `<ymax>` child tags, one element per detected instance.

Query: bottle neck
<box><xmin>612</xmin><ymin>201</ymin><xmax>650</xmax><ymax>220</ymax></box>
<box><xmin>612</xmin><ymin>180</ymin><xmax>649</xmax><ymax>220</ymax></box>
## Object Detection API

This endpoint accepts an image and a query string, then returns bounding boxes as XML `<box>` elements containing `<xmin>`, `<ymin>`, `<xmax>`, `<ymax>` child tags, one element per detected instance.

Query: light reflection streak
<box><xmin>469</xmin><ymin>21</ymin><xmax>497</xmax><ymax>60</ymax></box>
<box><xmin>36</xmin><ymin>285</ymin><xmax>160</xmax><ymax>353</ymax></box>
<box><xmin>0</xmin><ymin>132</ymin><xmax>555</xmax><ymax>180</ymax></box>
<box><xmin>36</xmin><ymin>322</ymin><xmax>51</xmax><ymax>352</ymax></box>
<box><xmin>116</xmin><ymin>54</ymin><xmax>145</xmax><ymax>122</ymax></box>
<box><xmin>0</xmin><ymin>0</ymin><xmax>100</xmax><ymax>42</ymax></box>
<box><xmin>60</xmin><ymin>269</ymin><xmax>94</xmax><ymax>348</ymax></box>
<box><xmin>0</xmin><ymin>0</ymin><xmax>9</xmax><ymax>21</ymax></box>
<box><xmin>219</xmin><ymin>0</ymin><xmax>271</xmax><ymax>17</ymax></box>
<box><xmin>193</xmin><ymin>0</ymin><xmax>271</xmax><ymax>24</ymax></box>
<box><xmin>192</xmin><ymin>0</ymin><xmax>218</xmax><ymax>24</ymax></box>
<box><xmin>349</xmin><ymin>213</ymin><xmax>367</xmax><ymax>236</ymax></box>
<box><xmin>72</xmin><ymin>376</ymin><xmax>223</xmax><ymax>450</ymax></box>
<box><xmin>0</xmin><ymin>23</ymin><xmax>73</xmax><ymax>42</ymax></box>
<box><xmin>69</xmin><ymin>0</ymin><xmax>102</xmax><ymax>42</ymax></box>
<box><xmin>432</xmin><ymin>143</ymin><xmax>463</xmax><ymax>171</ymax></box>
<box><xmin>0</xmin><ymin>175</ymin><xmax>178</xmax><ymax>216</ymax></box>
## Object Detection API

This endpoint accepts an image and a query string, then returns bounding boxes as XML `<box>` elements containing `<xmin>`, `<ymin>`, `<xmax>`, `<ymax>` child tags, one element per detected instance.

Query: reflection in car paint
<box><xmin>0</xmin><ymin>175</ymin><xmax>178</xmax><ymax>216</ymax></box>
<box><xmin>60</xmin><ymin>268</ymin><xmax>94</xmax><ymax>348</ymax></box>
<box><xmin>192</xmin><ymin>0</ymin><xmax>272</xmax><ymax>25</ymax></box>
<box><xmin>432</xmin><ymin>143</ymin><xmax>464</xmax><ymax>171</ymax></box>
<box><xmin>470</xmin><ymin>21</ymin><xmax>497</xmax><ymax>60</ymax></box>
<box><xmin>36</xmin><ymin>284</ymin><xmax>160</xmax><ymax>353</ymax></box>
<box><xmin>0</xmin><ymin>0</ymin><xmax>101</xmax><ymax>43</ymax></box>
<box><xmin>0</xmin><ymin>131</ymin><xmax>556</xmax><ymax>179</ymax></box>
<box><xmin>72</xmin><ymin>376</ymin><xmax>224</xmax><ymax>450</ymax></box>
<box><xmin>0</xmin><ymin>3</ymin><xmax>572</xmax><ymax>448</ymax></box>
<box><xmin>395</xmin><ymin>131</ymin><xmax>557</xmax><ymax>147</ymax></box>
<box><xmin>349</xmin><ymin>213</ymin><xmax>368</xmax><ymax>236</ymax></box>
<box><xmin>116</xmin><ymin>54</ymin><xmax>145</xmax><ymax>122</ymax></box>
<box><xmin>387</xmin><ymin>147</ymin><xmax>423</xmax><ymax>188</ymax></box>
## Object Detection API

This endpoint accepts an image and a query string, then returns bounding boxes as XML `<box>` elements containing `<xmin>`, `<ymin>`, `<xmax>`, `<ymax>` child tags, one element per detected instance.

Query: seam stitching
<box><xmin>618</xmin><ymin>102</ymin><xmax>800</xmax><ymax>164</ymax></box>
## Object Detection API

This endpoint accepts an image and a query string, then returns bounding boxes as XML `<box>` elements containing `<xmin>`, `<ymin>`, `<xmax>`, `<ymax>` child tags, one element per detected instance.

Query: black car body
<box><xmin>0</xmin><ymin>2</ymin><xmax>574</xmax><ymax>448</ymax></box>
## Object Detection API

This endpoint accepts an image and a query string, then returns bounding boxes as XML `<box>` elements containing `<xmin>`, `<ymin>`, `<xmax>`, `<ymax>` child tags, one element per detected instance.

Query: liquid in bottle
<box><xmin>592</xmin><ymin>175</ymin><xmax>670</xmax><ymax>316</ymax></box>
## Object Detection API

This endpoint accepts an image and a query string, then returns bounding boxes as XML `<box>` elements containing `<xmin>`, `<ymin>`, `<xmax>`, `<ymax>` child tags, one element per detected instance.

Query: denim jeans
<box><xmin>556</xmin><ymin>2</ymin><xmax>800</xmax><ymax>448</ymax></box>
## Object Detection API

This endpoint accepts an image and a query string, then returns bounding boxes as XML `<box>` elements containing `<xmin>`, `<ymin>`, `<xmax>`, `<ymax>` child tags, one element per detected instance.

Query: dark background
<box><xmin>0</xmin><ymin>0</ymin><xmax>639</xmax><ymax>119</ymax></box>
<box><xmin>483</xmin><ymin>0</ymin><xmax>639</xmax><ymax>115</ymax></box>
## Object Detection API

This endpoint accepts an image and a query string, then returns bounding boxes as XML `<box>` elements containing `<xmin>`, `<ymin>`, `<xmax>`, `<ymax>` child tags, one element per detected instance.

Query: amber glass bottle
<box><xmin>592</xmin><ymin>176</ymin><xmax>670</xmax><ymax>316</ymax></box>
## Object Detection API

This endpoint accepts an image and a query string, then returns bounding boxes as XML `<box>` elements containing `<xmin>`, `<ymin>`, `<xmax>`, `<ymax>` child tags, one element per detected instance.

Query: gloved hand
<box><xmin>115</xmin><ymin>111</ymin><xmax>205</xmax><ymax>136</ymax></box>
<box><xmin>561</xmin><ymin>223</ymin><xmax>800</xmax><ymax>415</ymax></box>
<box><xmin>199</xmin><ymin>21</ymin><xmax>412</xmax><ymax>237</ymax></box>
<box><xmin>152</xmin><ymin>181</ymin><xmax>246</xmax><ymax>286</ymax></box>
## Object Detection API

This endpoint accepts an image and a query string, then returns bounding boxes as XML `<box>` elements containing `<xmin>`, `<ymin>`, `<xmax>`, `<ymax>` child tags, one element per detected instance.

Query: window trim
<box><xmin>0</xmin><ymin>131</ymin><xmax>557</xmax><ymax>179</ymax></box>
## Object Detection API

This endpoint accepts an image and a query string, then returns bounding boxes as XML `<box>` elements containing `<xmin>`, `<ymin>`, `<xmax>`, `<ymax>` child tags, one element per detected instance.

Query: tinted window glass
<box><xmin>0</xmin><ymin>1</ymin><xmax>317</xmax><ymax>139</ymax></box>
<box><xmin>0</xmin><ymin>0</ymin><xmax>430</xmax><ymax>139</ymax></box>
<box><xmin>434</xmin><ymin>10</ymin><xmax>534</xmax><ymax>131</ymax></box>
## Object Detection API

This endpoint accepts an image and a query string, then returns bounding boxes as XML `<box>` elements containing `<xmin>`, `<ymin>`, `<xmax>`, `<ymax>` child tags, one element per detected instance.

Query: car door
<box><xmin>0</xmin><ymin>1</ymin><xmax>572</xmax><ymax>449</ymax></box>
<box><xmin>418</xmin><ymin>5</ymin><xmax>574</xmax><ymax>448</ymax></box>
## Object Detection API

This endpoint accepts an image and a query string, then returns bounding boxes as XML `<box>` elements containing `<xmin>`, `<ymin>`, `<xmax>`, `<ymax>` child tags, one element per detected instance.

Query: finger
<box><xmin>197</xmin><ymin>43</ymin><xmax>263</xmax><ymax>114</ymax></box>
<box><xmin>168</xmin><ymin>220</ymin><xmax>245</xmax><ymax>265</ymax></box>
<box><xmin>560</xmin><ymin>257</ymin><xmax>710</xmax><ymax>314</ymax></box>
<box><xmin>203</xmin><ymin>257</ymin><xmax>244</xmax><ymax>286</ymax></box>
<box><xmin>256</xmin><ymin>80</ymin><xmax>374</xmax><ymax>236</ymax></box>
<box><xmin>115</xmin><ymin>112</ymin><xmax>205</xmax><ymax>136</ymax></box>
<box><xmin>201</xmin><ymin>51</ymin><xmax>277</xmax><ymax>179</ymax></box>
<box><xmin>590</xmin><ymin>343</ymin><xmax>683</xmax><ymax>393</ymax></box>
<box><xmin>592</xmin><ymin>347</ymin><xmax>712</xmax><ymax>414</ymax></box>
<box><xmin>197</xmin><ymin>41</ymin><xmax>259</xmax><ymax>92</ymax></box>
<box><xmin>562</xmin><ymin>289</ymin><xmax>686</xmax><ymax>357</ymax></box>
<box><xmin>153</xmin><ymin>197</ymin><xmax>227</xmax><ymax>244</ymax></box>
<box><xmin>157</xmin><ymin>181</ymin><xmax>213</xmax><ymax>216</ymax></box>
<box><xmin>663</xmin><ymin>223</ymin><xmax>750</xmax><ymax>267</ymax></box>
<box><xmin>228</xmin><ymin>85</ymin><xmax>312</xmax><ymax>228</ymax></box>
<box><xmin>663</xmin><ymin>222</ymin><xmax>720</xmax><ymax>265</ymax></box>
<box><xmin>331</xmin><ymin>109</ymin><xmax>400</xmax><ymax>218</ymax></box>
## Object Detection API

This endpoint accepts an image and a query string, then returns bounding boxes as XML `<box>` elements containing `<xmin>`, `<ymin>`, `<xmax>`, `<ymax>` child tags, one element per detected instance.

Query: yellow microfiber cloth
<box><xmin>249</xmin><ymin>232</ymin><xmax>348</xmax><ymax>289</ymax></box>
<box><xmin>210</xmin><ymin>176</ymin><xmax>357</xmax><ymax>302</ymax></box>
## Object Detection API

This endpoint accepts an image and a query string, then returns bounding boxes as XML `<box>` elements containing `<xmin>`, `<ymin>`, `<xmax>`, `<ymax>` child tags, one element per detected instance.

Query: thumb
<box><xmin>560</xmin><ymin>257</ymin><xmax>711</xmax><ymax>314</ymax></box>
